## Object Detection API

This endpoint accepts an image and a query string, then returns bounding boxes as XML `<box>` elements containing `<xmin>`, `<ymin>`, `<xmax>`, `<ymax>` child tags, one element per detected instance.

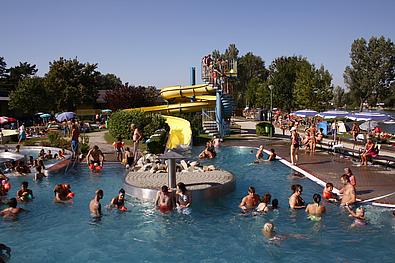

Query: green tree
<box><xmin>332</xmin><ymin>86</ymin><xmax>345</xmax><ymax>108</ymax></box>
<box><xmin>9</xmin><ymin>77</ymin><xmax>50</xmax><ymax>114</ymax></box>
<box><xmin>0</xmin><ymin>57</ymin><xmax>7</xmax><ymax>78</ymax></box>
<box><xmin>45</xmin><ymin>58</ymin><xmax>100</xmax><ymax>111</ymax></box>
<box><xmin>293</xmin><ymin>61</ymin><xmax>315</xmax><ymax>109</ymax></box>
<box><xmin>96</xmin><ymin>73</ymin><xmax>122</xmax><ymax>90</ymax></box>
<box><xmin>344</xmin><ymin>36</ymin><xmax>395</xmax><ymax>111</ymax></box>
<box><xmin>7</xmin><ymin>62</ymin><xmax>38</xmax><ymax>89</ymax></box>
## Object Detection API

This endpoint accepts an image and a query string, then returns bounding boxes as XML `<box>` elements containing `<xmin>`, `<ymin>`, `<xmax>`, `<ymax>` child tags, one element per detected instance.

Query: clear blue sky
<box><xmin>2</xmin><ymin>0</ymin><xmax>394</xmax><ymax>88</ymax></box>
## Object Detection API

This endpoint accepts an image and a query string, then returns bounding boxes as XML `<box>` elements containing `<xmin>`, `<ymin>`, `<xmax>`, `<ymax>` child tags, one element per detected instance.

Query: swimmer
<box><xmin>256</xmin><ymin>193</ymin><xmax>271</xmax><ymax>213</ymax></box>
<box><xmin>267</xmin><ymin>148</ymin><xmax>276</xmax><ymax>161</ymax></box>
<box><xmin>86</xmin><ymin>145</ymin><xmax>105</xmax><ymax>170</ymax></box>
<box><xmin>271</xmin><ymin>199</ymin><xmax>279</xmax><ymax>210</ymax></box>
<box><xmin>256</xmin><ymin>145</ymin><xmax>264</xmax><ymax>159</ymax></box>
<box><xmin>305</xmin><ymin>194</ymin><xmax>325</xmax><ymax>221</ymax></box>
<box><xmin>0</xmin><ymin>243</ymin><xmax>11</xmax><ymax>262</ymax></box>
<box><xmin>322</xmin><ymin>182</ymin><xmax>338</xmax><ymax>202</ymax></box>
<box><xmin>108</xmin><ymin>188</ymin><xmax>126</xmax><ymax>210</ymax></box>
<box><xmin>89</xmin><ymin>189</ymin><xmax>104</xmax><ymax>218</ymax></box>
<box><xmin>34</xmin><ymin>165</ymin><xmax>47</xmax><ymax>181</ymax></box>
<box><xmin>347</xmin><ymin>206</ymin><xmax>366</xmax><ymax>227</ymax></box>
<box><xmin>16</xmin><ymin>181</ymin><xmax>33</xmax><ymax>202</ymax></box>
<box><xmin>0</xmin><ymin>198</ymin><xmax>25</xmax><ymax>218</ymax></box>
<box><xmin>239</xmin><ymin>186</ymin><xmax>260</xmax><ymax>212</ymax></box>
<box><xmin>54</xmin><ymin>184</ymin><xmax>73</xmax><ymax>203</ymax></box>
<box><xmin>154</xmin><ymin>185</ymin><xmax>174</xmax><ymax>213</ymax></box>
<box><xmin>262</xmin><ymin>222</ymin><xmax>278</xmax><ymax>240</ymax></box>
<box><xmin>289</xmin><ymin>184</ymin><xmax>306</xmax><ymax>209</ymax></box>
<box><xmin>176</xmin><ymin>182</ymin><xmax>191</xmax><ymax>211</ymax></box>
<box><xmin>339</xmin><ymin>174</ymin><xmax>356</xmax><ymax>206</ymax></box>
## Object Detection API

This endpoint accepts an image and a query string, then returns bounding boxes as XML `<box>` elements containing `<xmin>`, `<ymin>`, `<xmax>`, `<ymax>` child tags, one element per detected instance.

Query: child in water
<box><xmin>347</xmin><ymin>206</ymin><xmax>366</xmax><ymax>227</ymax></box>
<box><xmin>322</xmin><ymin>183</ymin><xmax>338</xmax><ymax>202</ymax></box>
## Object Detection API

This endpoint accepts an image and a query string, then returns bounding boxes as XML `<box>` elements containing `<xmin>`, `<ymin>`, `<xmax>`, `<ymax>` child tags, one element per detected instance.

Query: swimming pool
<box><xmin>1</xmin><ymin>147</ymin><xmax>394</xmax><ymax>262</ymax></box>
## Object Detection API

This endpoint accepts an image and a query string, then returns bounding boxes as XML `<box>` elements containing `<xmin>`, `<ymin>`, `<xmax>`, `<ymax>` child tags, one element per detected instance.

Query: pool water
<box><xmin>1</xmin><ymin>147</ymin><xmax>395</xmax><ymax>262</ymax></box>
<box><xmin>19</xmin><ymin>148</ymin><xmax>62</xmax><ymax>165</ymax></box>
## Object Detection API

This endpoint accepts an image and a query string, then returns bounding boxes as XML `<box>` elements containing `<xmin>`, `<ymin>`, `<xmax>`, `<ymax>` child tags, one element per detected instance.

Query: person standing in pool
<box><xmin>305</xmin><ymin>194</ymin><xmax>325</xmax><ymax>220</ymax></box>
<box><xmin>16</xmin><ymin>181</ymin><xmax>33</xmax><ymax>202</ymax></box>
<box><xmin>339</xmin><ymin>174</ymin><xmax>356</xmax><ymax>206</ymax></box>
<box><xmin>289</xmin><ymin>184</ymin><xmax>306</xmax><ymax>209</ymax></box>
<box><xmin>176</xmin><ymin>182</ymin><xmax>192</xmax><ymax>213</ymax></box>
<box><xmin>346</xmin><ymin>206</ymin><xmax>366</xmax><ymax>227</ymax></box>
<box><xmin>155</xmin><ymin>185</ymin><xmax>174</xmax><ymax>213</ymax></box>
<box><xmin>239</xmin><ymin>186</ymin><xmax>260</xmax><ymax>211</ymax></box>
<box><xmin>89</xmin><ymin>189</ymin><xmax>104</xmax><ymax>218</ymax></box>
<box><xmin>0</xmin><ymin>198</ymin><xmax>25</xmax><ymax>218</ymax></box>
<box><xmin>86</xmin><ymin>145</ymin><xmax>105</xmax><ymax>168</ymax></box>
<box><xmin>256</xmin><ymin>145</ymin><xmax>264</xmax><ymax>159</ymax></box>
<box><xmin>54</xmin><ymin>184</ymin><xmax>73</xmax><ymax>203</ymax></box>
<box><xmin>108</xmin><ymin>188</ymin><xmax>126</xmax><ymax>211</ymax></box>
<box><xmin>131</xmin><ymin>124</ymin><xmax>142</xmax><ymax>164</ymax></box>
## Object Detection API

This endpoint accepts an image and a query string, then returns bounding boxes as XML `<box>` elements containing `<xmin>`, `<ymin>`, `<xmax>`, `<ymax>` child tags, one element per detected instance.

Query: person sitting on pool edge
<box><xmin>339</xmin><ymin>174</ymin><xmax>356</xmax><ymax>206</ymax></box>
<box><xmin>305</xmin><ymin>193</ymin><xmax>326</xmax><ymax>221</ymax></box>
<box><xmin>239</xmin><ymin>186</ymin><xmax>260</xmax><ymax>212</ymax></box>
<box><xmin>268</xmin><ymin>149</ymin><xmax>277</xmax><ymax>161</ymax></box>
<box><xmin>0</xmin><ymin>198</ymin><xmax>25</xmax><ymax>218</ymax></box>
<box><xmin>108</xmin><ymin>188</ymin><xmax>127</xmax><ymax>211</ymax></box>
<box><xmin>86</xmin><ymin>145</ymin><xmax>105</xmax><ymax>170</ymax></box>
<box><xmin>289</xmin><ymin>184</ymin><xmax>306</xmax><ymax>209</ymax></box>
<box><xmin>89</xmin><ymin>189</ymin><xmax>104</xmax><ymax>218</ymax></box>
<box><xmin>16</xmin><ymin>181</ymin><xmax>33</xmax><ymax>202</ymax></box>
<box><xmin>155</xmin><ymin>185</ymin><xmax>174</xmax><ymax>213</ymax></box>
<box><xmin>53</xmin><ymin>184</ymin><xmax>74</xmax><ymax>203</ymax></box>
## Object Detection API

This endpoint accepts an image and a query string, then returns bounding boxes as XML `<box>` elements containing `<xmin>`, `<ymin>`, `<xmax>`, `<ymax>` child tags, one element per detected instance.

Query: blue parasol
<box><xmin>56</xmin><ymin>112</ymin><xmax>76</xmax><ymax>122</ymax></box>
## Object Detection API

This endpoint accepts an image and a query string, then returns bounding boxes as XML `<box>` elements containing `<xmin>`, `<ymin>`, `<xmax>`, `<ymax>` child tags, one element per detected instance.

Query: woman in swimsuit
<box><xmin>305</xmin><ymin>193</ymin><xmax>326</xmax><ymax>221</ymax></box>
<box><xmin>176</xmin><ymin>182</ymin><xmax>192</xmax><ymax>214</ymax></box>
<box><xmin>290</xmin><ymin>127</ymin><xmax>300</xmax><ymax>165</ymax></box>
<box><xmin>108</xmin><ymin>188</ymin><xmax>126</xmax><ymax>210</ymax></box>
<box><xmin>361</xmin><ymin>138</ymin><xmax>375</xmax><ymax>166</ymax></box>
<box><xmin>289</xmin><ymin>184</ymin><xmax>305</xmax><ymax>209</ymax></box>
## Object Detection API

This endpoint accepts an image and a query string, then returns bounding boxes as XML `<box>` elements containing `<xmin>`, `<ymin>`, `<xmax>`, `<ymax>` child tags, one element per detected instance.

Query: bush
<box><xmin>256</xmin><ymin>122</ymin><xmax>275</xmax><ymax>137</ymax></box>
<box><xmin>108</xmin><ymin>110</ymin><xmax>166</xmax><ymax>140</ymax></box>
<box><xmin>80</xmin><ymin>134</ymin><xmax>90</xmax><ymax>154</ymax></box>
<box><xmin>47</xmin><ymin>131</ymin><xmax>70</xmax><ymax>149</ymax></box>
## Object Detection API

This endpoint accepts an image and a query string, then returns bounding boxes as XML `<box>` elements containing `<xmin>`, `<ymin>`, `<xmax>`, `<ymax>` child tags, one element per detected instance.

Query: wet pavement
<box><xmin>226</xmin><ymin>118</ymin><xmax>395</xmax><ymax>207</ymax></box>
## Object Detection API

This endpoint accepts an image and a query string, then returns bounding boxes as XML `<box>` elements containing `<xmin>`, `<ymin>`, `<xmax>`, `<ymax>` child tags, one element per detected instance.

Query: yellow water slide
<box><xmin>124</xmin><ymin>84</ymin><xmax>216</xmax><ymax>149</ymax></box>
<box><xmin>162</xmin><ymin>115</ymin><xmax>192</xmax><ymax>149</ymax></box>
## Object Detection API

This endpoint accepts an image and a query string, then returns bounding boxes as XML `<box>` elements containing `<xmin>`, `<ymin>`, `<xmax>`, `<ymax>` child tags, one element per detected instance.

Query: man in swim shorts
<box><xmin>89</xmin><ymin>189</ymin><xmax>104</xmax><ymax>217</ymax></box>
<box><xmin>155</xmin><ymin>185</ymin><xmax>174</xmax><ymax>213</ymax></box>
<box><xmin>239</xmin><ymin>186</ymin><xmax>260</xmax><ymax>211</ymax></box>
<box><xmin>339</xmin><ymin>174</ymin><xmax>356</xmax><ymax>206</ymax></box>
<box><xmin>16</xmin><ymin>181</ymin><xmax>33</xmax><ymax>202</ymax></box>
<box><xmin>86</xmin><ymin>145</ymin><xmax>105</xmax><ymax>168</ymax></box>
<box><xmin>71</xmin><ymin>123</ymin><xmax>80</xmax><ymax>160</ymax></box>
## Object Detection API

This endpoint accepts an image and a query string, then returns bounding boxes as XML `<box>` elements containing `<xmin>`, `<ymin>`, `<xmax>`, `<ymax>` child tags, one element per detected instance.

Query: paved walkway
<box><xmin>84</xmin><ymin>131</ymin><xmax>118</xmax><ymax>161</ymax></box>
<box><xmin>229</xmin><ymin>118</ymin><xmax>395</xmax><ymax>207</ymax></box>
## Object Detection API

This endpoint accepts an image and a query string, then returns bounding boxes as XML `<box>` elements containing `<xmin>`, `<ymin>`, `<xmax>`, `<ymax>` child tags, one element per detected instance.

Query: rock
<box><xmin>137</xmin><ymin>157</ymin><xmax>145</xmax><ymax>167</ymax></box>
<box><xmin>149</xmin><ymin>163</ymin><xmax>158</xmax><ymax>173</ymax></box>
<box><xmin>142</xmin><ymin>164</ymin><xmax>152</xmax><ymax>171</ymax></box>
<box><xmin>180</xmin><ymin>160</ymin><xmax>188</xmax><ymax>170</ymax></box>
<box><xmin>190</xmin><ymin>161</ymin><xmax>199</xmax><ymax>167</ymax></box>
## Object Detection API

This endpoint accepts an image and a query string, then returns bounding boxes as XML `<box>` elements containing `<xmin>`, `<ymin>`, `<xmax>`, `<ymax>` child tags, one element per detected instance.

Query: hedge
<box><xmin>256</xmin><ymin>122</ymin><xmax>275</xmax><ymax>137</ymax></box>
<box><xmin>108</xmin><ymin>110</ymin><xmax>166</xmax><ymax>140</ymax></box>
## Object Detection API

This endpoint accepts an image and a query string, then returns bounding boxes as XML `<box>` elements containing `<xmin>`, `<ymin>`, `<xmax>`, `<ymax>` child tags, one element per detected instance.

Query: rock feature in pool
<box><xmin>124</xmin><ymin>154</ymin><xmax>235</xmax><ymax>202</ymax></box>
<box><xmin>133</xmin><ymin>153</ymin><xmax>218</xmax><ymax>173</ymax></box>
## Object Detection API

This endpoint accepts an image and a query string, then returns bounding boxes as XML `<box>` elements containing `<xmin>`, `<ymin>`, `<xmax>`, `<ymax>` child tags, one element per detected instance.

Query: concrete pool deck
<box><xmin>227</xmin><ymin>118</ymin><xmax>395</xmax><ymax>208</ymax></box>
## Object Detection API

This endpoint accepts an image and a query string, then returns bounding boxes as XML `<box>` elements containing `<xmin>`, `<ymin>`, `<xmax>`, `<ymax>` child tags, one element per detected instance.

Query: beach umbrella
<box><xmin>40</xmin><ymin>113</ymin><xmax>51</xmax><ymax>118</ymax></box>
<box><xmin>317</xmin><ymin>110</ymin><xmax>349</xmax><ymax>119</ymax></box>
<box><xmin>290</xmin><ymin>109</ymin><xmax>318</xmax><ymax>118</ymax></box>
<box><xmin>56</xmin><ymin>112</ymin><xmax>76</xmax><ymax>122</ymax></box>
<box><xmin>359</xmin><ymin>121</ymin><xmax>379</xmax><ymax>131</ymax></box>
<box><xmin>346</xmin><ymin>112</ymin><xmax>390</xmax><ymax>121</ymax></box>
<box><xmin>5</xmin><ymin>117</ymin><xmax>16</xmax><ymax>122</ymax></box>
